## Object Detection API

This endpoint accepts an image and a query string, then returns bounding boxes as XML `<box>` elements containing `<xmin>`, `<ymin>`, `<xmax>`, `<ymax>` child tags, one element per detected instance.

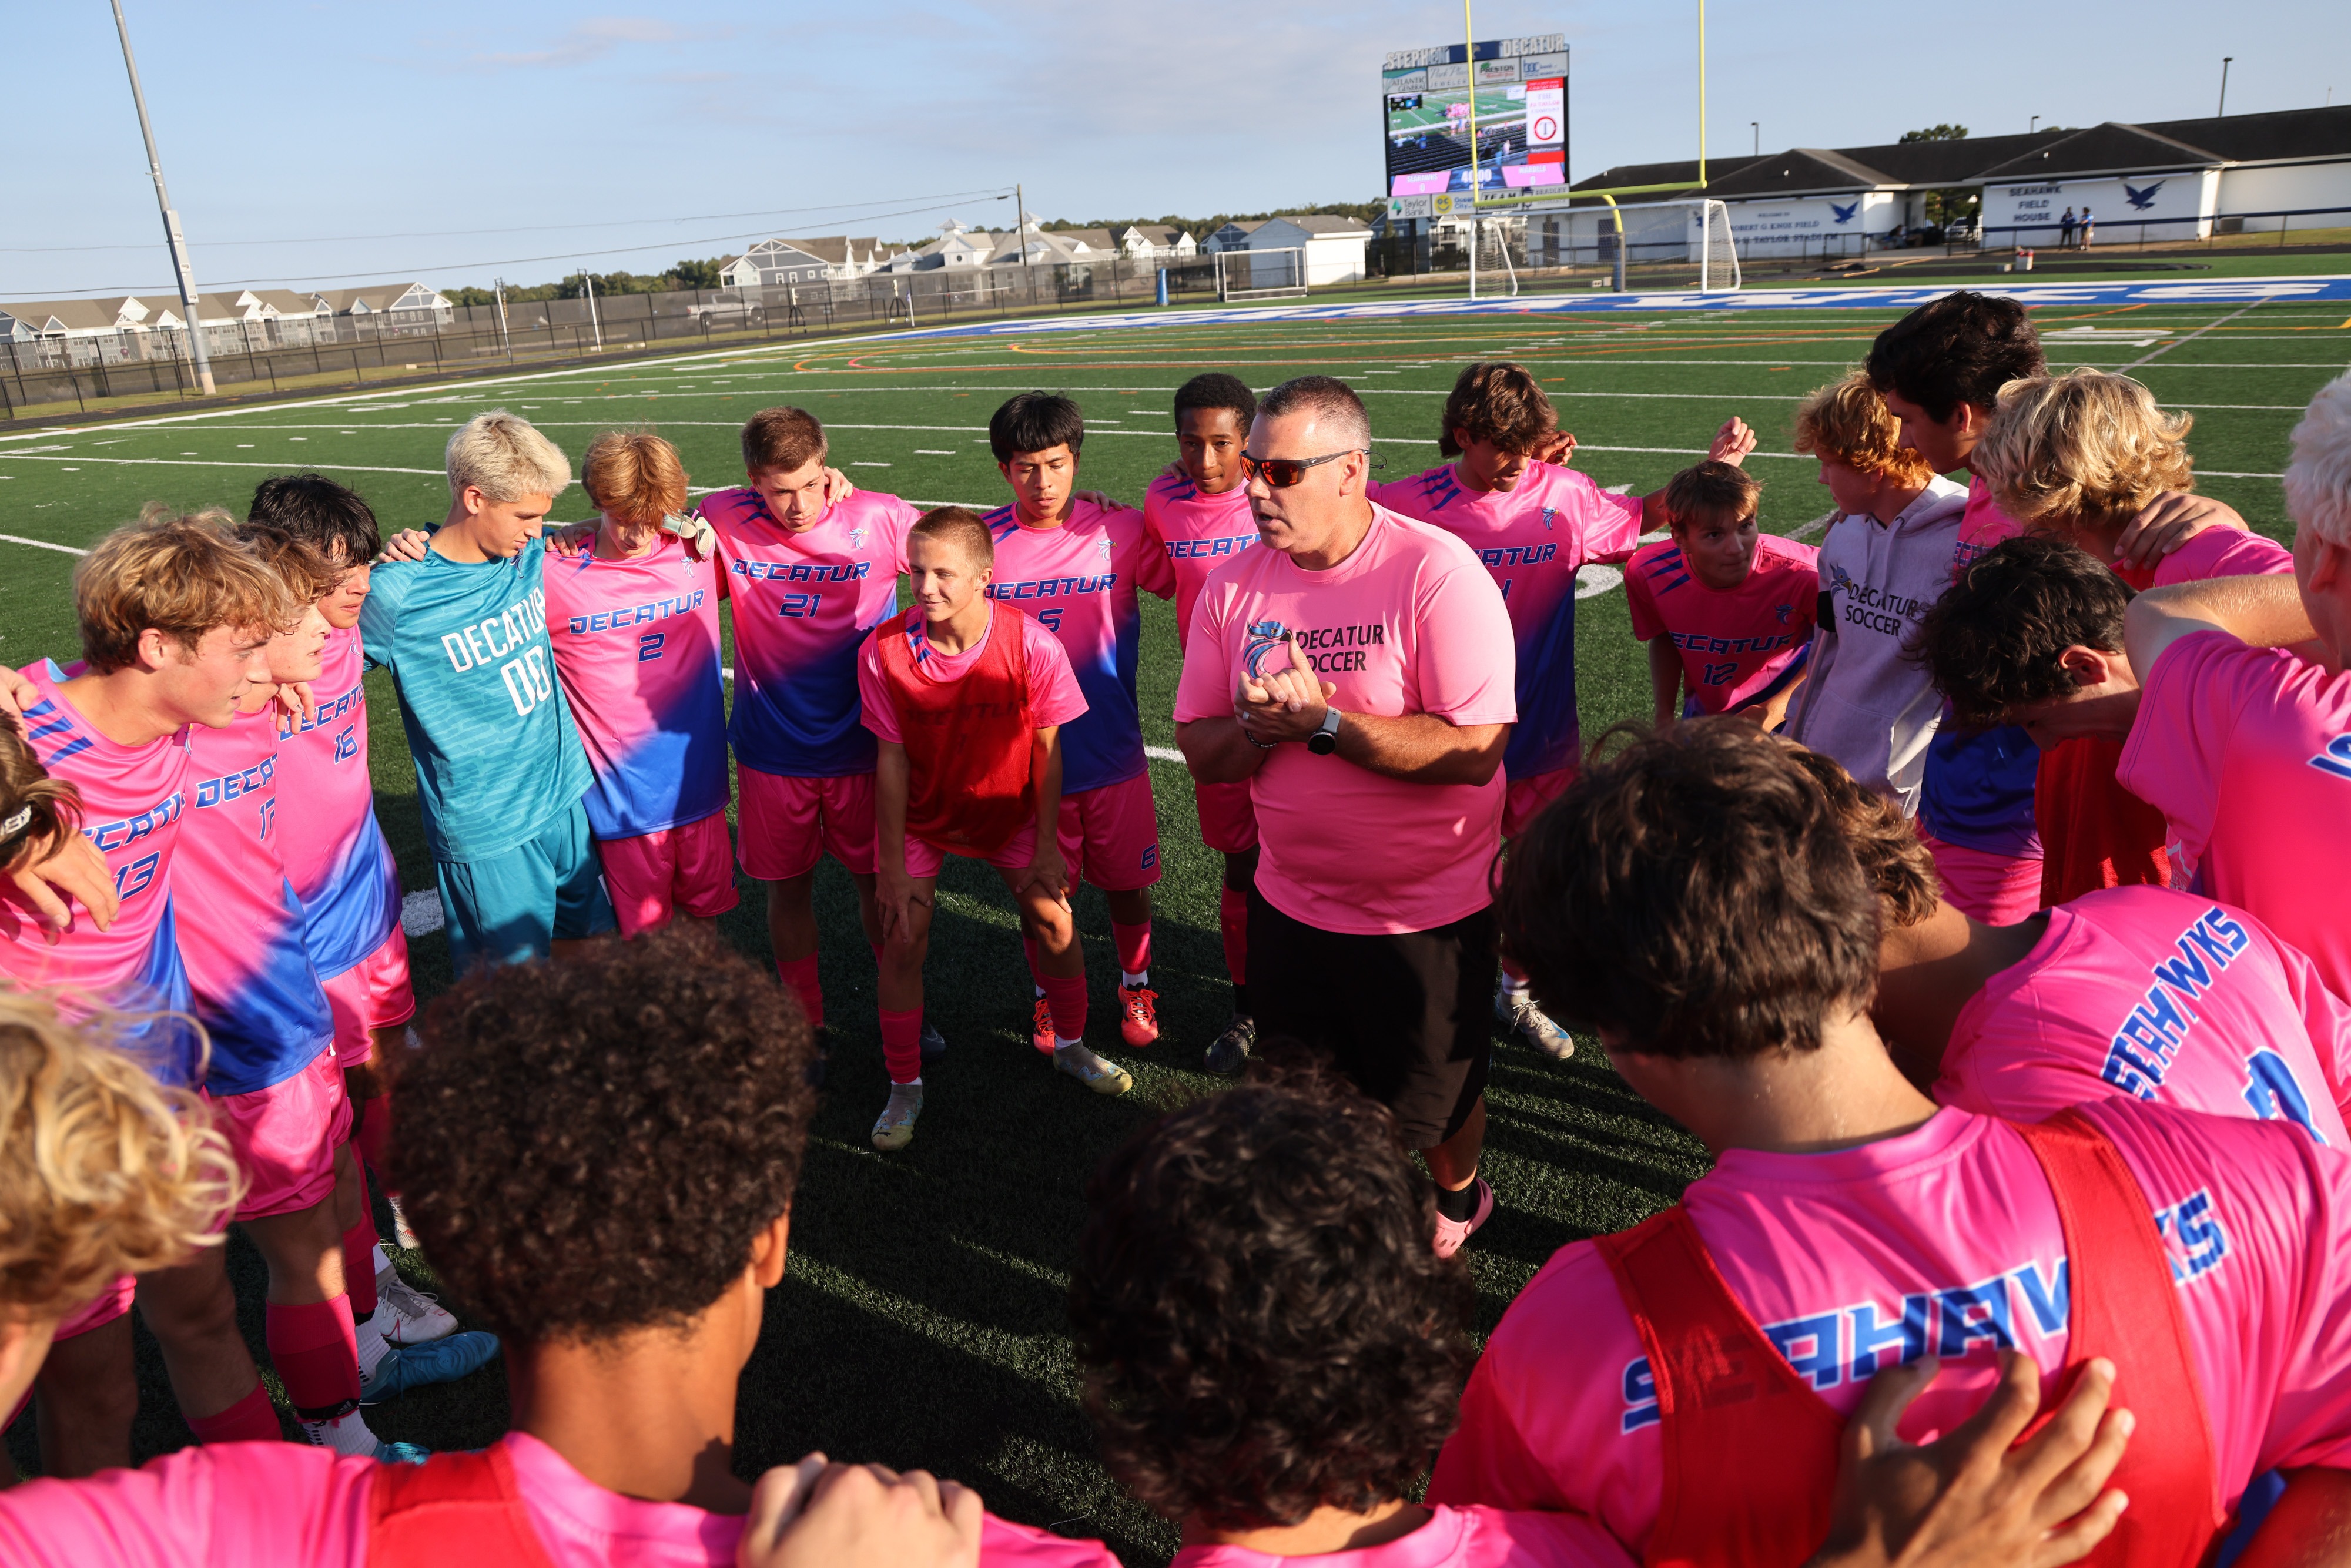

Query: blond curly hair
<box><xmin>0</xmin><ymin>991</ymin><xmax>240</xmax><ymax>1321</ymax></box>
<box><xmin>1793</xmin><ymin>372</ymin><xmax>1937</xmax><ymax>488</ymax></box>
<box><xmin>1975</xmin><ymin>369</ymin><xmax>2195</xmax><ymax>534</ymax></box>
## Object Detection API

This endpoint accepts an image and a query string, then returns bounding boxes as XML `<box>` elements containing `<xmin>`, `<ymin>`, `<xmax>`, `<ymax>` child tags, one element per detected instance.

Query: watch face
<box><xmin>1308</xmin><ymin>730</ymin><xmax>1338</xmax><ymax>755</ymax></box>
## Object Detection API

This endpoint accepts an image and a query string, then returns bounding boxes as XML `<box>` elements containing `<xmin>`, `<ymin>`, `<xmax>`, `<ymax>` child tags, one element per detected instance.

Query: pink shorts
<box><xmin>1921</xmin><ymin>829</ymin><xmax>2045</xmax><ymax>927</ymax></box>
<box><xmin>321</xmin><ymin>924</ymin><xmax>415</xmax><ymax>1067</ymax></box>
<box><xmin>903</xmin><ymin>822</ymin><xmax>1039</xmax><ymax>882</ymax></box>
<box><xmin>597</xmin><ymin>810</ymin><xmax>742</xmax><ymax>936</ymax></box>
<box><xmin>1058</xmin><ymin>773</ymin><xmax>1162</xmax><ymax>892</ymax></box>
<box><xmin>207</xmin><ymin>1046</ymin><xmax>352</xmax><ymax>1219</ymax></box>
<box><xmin>55</xmin><ymin>1274</ymin><xmax>136</xmax><ymax>1342</ymax></box>
<box><xmin>1503</xmin><ymin>765</ymin><xmax>1576</xmax><ymax>839</ymax></box>
<box><xmin>738</xmin><ymin>766</ymin><xmax>878</xmax><ymax>880</ymax></box>
<box><xmin>1193</xmin><ymin>778</ymin><xmax>1259</xmax><ymax>855</ymax></box>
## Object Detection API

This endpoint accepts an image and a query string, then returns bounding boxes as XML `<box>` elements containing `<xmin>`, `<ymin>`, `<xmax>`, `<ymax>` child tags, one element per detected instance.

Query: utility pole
<box><xmin>111</xmin><ymin>0</ymin><xmax>213</xmax><ymax>394</ymax></box>
<box><xmin>582</xmin><ymin>269</ymin><xmax>603</xmax><ymax>350</ymax></box>
<box><xmin>493</xmin><ymin>277</ymin><xmax>512</xmax><ymax>361</ymax></box>
<box><xmin>1751</xmin><ymin>121</ymin><xmax>1759</xmax><ymax>155</ymax></box>
<box><xmin>2218</xmin><ymin>56</ymin><xmax>2234</xmax><ymax>116</ymax></box>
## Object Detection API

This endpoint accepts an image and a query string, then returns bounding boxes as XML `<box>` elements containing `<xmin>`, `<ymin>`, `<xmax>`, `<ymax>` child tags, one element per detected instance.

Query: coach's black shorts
<box><xmin>1247</xmin><ymin>888</ymin><xmax>1496</xmax><ymax>1147</ymax></box>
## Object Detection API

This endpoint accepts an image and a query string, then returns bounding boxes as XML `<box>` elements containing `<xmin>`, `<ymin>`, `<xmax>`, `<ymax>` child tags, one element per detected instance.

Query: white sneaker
<box><xmin>1053</xmin><ymin>1042</ymin><xmax>1132</xmax><ymax>1096</ymax></box>
<box><xmin>872</xmin><ymin>1082</ymin><xmax>924</xmax><ymax>1151</ymax></box>
<box><xmin>373</xmin><ymin>1272</ymin><xmax>458</xmax><ymax>1345</ymax></box>
<box><xmin>1495</xmin><ymin>977</ymin><xmax>1575</xmax><ymax>1059</ymax></box>
<box><xmin>299</xmin><ymin>1407</ymin><xmax>384</xmax><ymax>1458</ymax></box>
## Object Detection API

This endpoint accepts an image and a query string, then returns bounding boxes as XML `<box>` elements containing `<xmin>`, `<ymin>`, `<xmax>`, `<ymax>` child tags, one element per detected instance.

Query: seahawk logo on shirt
<box><xmin>1777</xmin><ymin>604</ymin><xmax>1793</xmax><ymax>625</ymax></box>
<box><xmin>847</xmin><ymin>527</ymin><xmax>869</xmax><ymax>549</ymax></box>
<box><xmin>1096</xmin><ymin>535</ymin><xmax>1114</xmax><ymax>561</ymax></box>
<box><xmin>1540</xmin><ymin>506</ymin><xmax>1557</xmax><ymax>531</ymax></box>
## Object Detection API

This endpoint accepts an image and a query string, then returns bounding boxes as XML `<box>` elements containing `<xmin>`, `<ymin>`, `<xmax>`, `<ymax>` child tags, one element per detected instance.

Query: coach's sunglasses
<box><xmin>1239</xmin><ymin>448</ymin><xmax>1372</xmax><ymax>488</ymax></box>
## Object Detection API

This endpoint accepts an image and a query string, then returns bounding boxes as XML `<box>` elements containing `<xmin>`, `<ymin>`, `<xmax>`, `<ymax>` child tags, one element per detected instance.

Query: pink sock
<box><xmin>1219</xmin><ymin>886</ymin><xmax>1249</xmax><ymax>987</ymax></box>
<box><xmin>1023</xmin><ymin>937</ymin><xmax>1044</xmax><ymax>991</ymax></box>
<box><xmin>880</xmin><ymin>1008</ymin><xmax>924</xmax><ymax>1084</ymax></box>
<box><xmin>187</xmin><ymin>1382</ymin><xmax>281</xmax><ymax>1443</ymax></box>
<box><xmin>778</xmin><ymin>953</ymin><xmax>823</xmax><ymax>1033</ymax></box>
<box><xmin>266</xmin><ymin>1297</ymin><xmax>361</xmax><ymax>1416</ymax></box>
<box><xmin>1040</xmin><ymin>973</ymin><xmax>1088</xmax><ymax>1046</ymax></box>
<box><xmin>341</xmin><ymin>1211</ymin><xmax>379</xmax><ymax>1318</ymax></box>
<box><xmin>1112</xmin><ymin>920</ymin><xmax>1151</xmax><ymax>981</ymax></box>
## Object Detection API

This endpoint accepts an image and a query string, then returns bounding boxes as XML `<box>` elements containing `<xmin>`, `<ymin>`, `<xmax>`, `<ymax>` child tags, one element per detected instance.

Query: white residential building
<box><xmin>718</xmin><ymin>237</ymin><xmax>895</xmax><ymax>287</ymax></box>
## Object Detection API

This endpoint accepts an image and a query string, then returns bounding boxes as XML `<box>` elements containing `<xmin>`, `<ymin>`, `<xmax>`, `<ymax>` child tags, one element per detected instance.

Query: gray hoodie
<box><xmin>1783</xmin><ymin>475</ymin><xmax>1970</xmax><ymax>812</ymax></box>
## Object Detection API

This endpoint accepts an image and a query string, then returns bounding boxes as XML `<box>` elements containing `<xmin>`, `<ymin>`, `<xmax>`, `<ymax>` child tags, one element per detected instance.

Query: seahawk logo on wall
<box><xmin>2125</xmin><ymin>179</ymin><xmax>2167</xmax><ymax>210</ymax></box>
<box><xmin>1831</xmin><ymin>200</ymin><xmax>1861</xmax><ymax>225</ymax></box>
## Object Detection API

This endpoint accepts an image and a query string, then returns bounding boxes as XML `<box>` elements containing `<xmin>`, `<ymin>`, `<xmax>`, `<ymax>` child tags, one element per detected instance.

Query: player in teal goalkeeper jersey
<box><xmin>360</xmin><ymin>411</ymin><xmax>612</xmax><ymax>970</ymax></box>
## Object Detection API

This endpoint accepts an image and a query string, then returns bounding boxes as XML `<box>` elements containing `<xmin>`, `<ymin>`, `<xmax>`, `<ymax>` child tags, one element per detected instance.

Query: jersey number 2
<box><xmin>638</xmin><ymin>631</ymin><xmax>666</xmax><ymax>662</ymax></box>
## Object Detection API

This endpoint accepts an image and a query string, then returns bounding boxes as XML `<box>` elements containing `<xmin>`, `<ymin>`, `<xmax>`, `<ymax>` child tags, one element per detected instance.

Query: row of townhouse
<box><xmin>0</xmin><ymin>283</ymin><xmax>452</xmax><ymax>368</ymax></box>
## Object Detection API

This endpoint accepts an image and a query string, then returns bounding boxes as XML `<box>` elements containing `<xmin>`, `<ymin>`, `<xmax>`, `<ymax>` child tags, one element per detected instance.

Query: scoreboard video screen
<box><xmin>1382</xmin><ymin>35</ymin><xmax>1566</xmax><ymax>215</ymax></box>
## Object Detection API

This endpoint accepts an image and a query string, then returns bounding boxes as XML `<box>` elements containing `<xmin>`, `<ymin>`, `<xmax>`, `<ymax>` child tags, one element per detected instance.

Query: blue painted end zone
<box><xmin>874</xmin><ymin>273</ymin><xmax>2351</xmax><ymax>342</ymax></box>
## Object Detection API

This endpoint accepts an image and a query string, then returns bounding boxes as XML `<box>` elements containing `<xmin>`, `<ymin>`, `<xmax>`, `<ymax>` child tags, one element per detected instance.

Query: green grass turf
<box><xmin>2</xmin><ymin>300</ymin><xmax>2343</xmax><ymax>1559</ymax></box>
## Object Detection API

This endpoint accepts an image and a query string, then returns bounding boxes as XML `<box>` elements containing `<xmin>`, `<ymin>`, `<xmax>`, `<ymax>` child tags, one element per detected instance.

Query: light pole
<box><xmin>110</xmin><ymin>0</ymin><xmax>214</xmax><ymax>394</ymax></box>
<box><xmin>2030</xmin><ymin>115</ymin><xmax>2040</xmax><ymax>133</ymax></box>
<box><xmin>2218</xmin><ymin>56</ymin><xmax>2234</xmax><ymax>116</ymax></box>
<box><xmin>1750</xmin><ymin>121</ymin><xmax>1759</xmax><ymax>156</ymax></box>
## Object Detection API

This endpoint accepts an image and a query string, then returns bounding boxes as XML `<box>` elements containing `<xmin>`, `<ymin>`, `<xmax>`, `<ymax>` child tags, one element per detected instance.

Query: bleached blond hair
<box><xmin>0</xmin><ymin>991</ymin><xmax>240</xmax><ymax>1321</ymax></box>
<box><xmin>445</xmin><ymin>410</ymin><xmax>573</xmax><ymax>504</ymax></box>
<box><xmin>1975</xmin><ymin>369</ymin><xmax>2196</xmax><ymax>534</ymax></box>
<box><xmin>2285</xmin><ymin>372</ymin><xmax>2351</xmax><ymax>549</ymax></box>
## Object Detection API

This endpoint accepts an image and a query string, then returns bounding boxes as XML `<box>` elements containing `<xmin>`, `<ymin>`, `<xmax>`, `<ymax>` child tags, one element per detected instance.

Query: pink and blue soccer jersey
<box><xmin>1144</xmin><ymin>472</ymin><xmax>1260</xmax><ymax>656</ymax></box>
<box><xmin>982</xmin><ymin>498</ymin><xmax>1176</xmax><ymax>794</ymax></box>
<box><xmin>1372</xmin><ymin>462</ymin><xmax>1643</xmax><ymax>779</ymax></box>
<box><xmin>700</xmin><ymin>487</ymin><xmax>921</xmax><ymax>778</ymax></box>
<box><xmin>1624</xmin><ymin>534</ymin><xmax>1820</xmax><ymax>716</ymax></box>
<box><xmin>178</xmin><ymin>708</ymin><xmax>335</xmax><ymax>1095</ymax></box>
<box><xmin>272</xmin><ymin>625</ymin><xmax>398</xmax><ymax>980</ymax></box>
<box><xmin>3</xmin><ymin>660</ymin><xmax>196</xmax><ymax>1082</ymax></box>
<box><xmin>1938</xmin><ymin>886</ymin><xmax>2351</xmax><ymax>1145</ymax></box>
<box><xmin>542</xmin><ymin>534</ymin><xmax>728</xmax><ymax>837</ymax></box>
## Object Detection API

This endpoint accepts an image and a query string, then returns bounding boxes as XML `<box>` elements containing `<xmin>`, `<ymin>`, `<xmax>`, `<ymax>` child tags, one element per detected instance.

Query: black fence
<box><xmin>1</xmin><ymin>254</ymin><xmax>1230</xmax><ymax>419</ymax></box>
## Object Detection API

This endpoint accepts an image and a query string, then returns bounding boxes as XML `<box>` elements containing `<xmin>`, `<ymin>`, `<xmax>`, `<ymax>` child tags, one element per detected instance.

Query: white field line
<box><xmin>0</xmin><ymin>453</ymin><xmax>442</xmax><ymax>475</ymax></box>
<box><xmin>2121</xmin><ymin>299</ymin><xmax>2268</xmax><ymax>372</ymax></box>
<box><xmin>0</xmin><ymin>532</ymin><xmax>88</xmax><ymax>555</ymax></box>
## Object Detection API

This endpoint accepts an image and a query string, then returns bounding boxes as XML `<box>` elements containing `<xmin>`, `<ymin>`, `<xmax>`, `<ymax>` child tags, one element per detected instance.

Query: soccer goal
<box><xmin>1215</xmin><ymin>247</ymin><xmax>1310</xmax><ymax>302</ymax></box>
<box><xmin>1690</xmin><ymin>199</ymin><xmax>1742</xmax><ymax>293</ymax></box>
<box><xmin>1524</xmin><ymin>196</ymin><xmax>1743</xmax><ymax>292</ymax></box>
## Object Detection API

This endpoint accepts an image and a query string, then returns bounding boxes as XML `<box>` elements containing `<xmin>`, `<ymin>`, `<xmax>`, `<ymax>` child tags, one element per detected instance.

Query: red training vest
<box><xmin>873</xmin><ymin>603</ymin><xmax>1037</xmax><ymax>857</ymax></box>
<box><xmin>1593</xmin><ymin>1108</ymin><xmax>2221</xmax><ymax>1568</ymax></box>
<box><xmin>369</xmin><ymin>1442</ymin><xmax>558</xmax><ymax>1568</ymax></box>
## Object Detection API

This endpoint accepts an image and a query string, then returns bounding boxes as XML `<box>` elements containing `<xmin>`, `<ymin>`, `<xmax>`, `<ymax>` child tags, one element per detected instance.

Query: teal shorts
<box><xmin>434</xmin><ymin>799</ymin><xmax>615</xmax><ymax>973</ymax></box>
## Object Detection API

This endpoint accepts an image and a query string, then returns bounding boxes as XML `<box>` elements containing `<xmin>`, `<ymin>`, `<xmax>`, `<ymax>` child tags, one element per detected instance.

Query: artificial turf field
<box><xmin>2</xmin><ymin>296</ymin><xmax>2346</xmax><ymax>1559</ymax></box>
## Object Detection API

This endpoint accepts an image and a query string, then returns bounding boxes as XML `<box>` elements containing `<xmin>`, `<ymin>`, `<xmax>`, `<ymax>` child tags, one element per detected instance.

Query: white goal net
<box><xmin>1215</xmin><ymin>247</ymin><xmax>1310</xmax><ymax>302</ymax></box>
<box><xmin>1519</xmin><ymin>197</ymin><xmax>1743</xmax><ymax>292</ymax></box>
<box><xmin>1691</xmin><ymin>198</ymin><xmax>1742</xmax><ymax>293</ymax></box>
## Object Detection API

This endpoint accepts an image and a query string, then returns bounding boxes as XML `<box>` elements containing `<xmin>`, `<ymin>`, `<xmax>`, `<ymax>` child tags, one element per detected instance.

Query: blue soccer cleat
<box><xmin>360</xmin><ymin>1330</ymin><xmax>501</xmax><ymax>1405</ymax></box>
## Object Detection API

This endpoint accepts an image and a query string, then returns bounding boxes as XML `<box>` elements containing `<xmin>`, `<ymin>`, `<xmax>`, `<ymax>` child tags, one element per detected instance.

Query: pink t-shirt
<box><xmin>1174</xmin><ymin>506</ymin><xmax>1518</xmax><ymax>935</ymax></box>
<box><xmin>2120</xmin><ymin>631</ymin><xmax>2351</xmax><ymax>1004</ymax></box>
<box><xmin>699</xmin><ymin>486</ymin><xmax>922</xmax><ymax>778</ymax></box>
<box><xmin>1144</xmin><ymin>471</ymin><xmax>1261</xmax><ymax>657</ymax></box>
<box><xmin>542</xmin><ymin>534</ymin><xmax>729</xmax><ymax>837</ymax></box>
<box><xmin>2</xmin><ymin>659</ymin><xmax>196</xmax><ymax>1081</ymax></box>
<box><xmin>982</xmin><ymin>497</ymin><xmax>1176</xmax><ymax>794</ymax></box>
<box><xmin>1371</xmin><ymin>463</ymin><xmax>1643</xmax><ymax>780</ymax></box>
<box><xmin>856</xmin><ymin>605</ymin><xmax>1088</xmax><ymax>746</ymax></box>
<box><xmin>271</xmin><ymin>624</ymin><xmax>399</xmax><ymax>979</ymax></box>
<box><xmin>1937</xmin><ymin>887</ymin><xmax>2351</xmax><ymax>1146</ymax></box>
<box><xmin>1623</xmin><ymin>534</ymin><xmax>1820</xmax><ymax>716</ymax></box>
<box><xmin>0</xmin><ymin>1432</ymin><xmax>1120</xmax><ymax>1567</ymax></box>
<box><xmin>2113</xmin><ymin>526</ymin><xmax>2295</xmax><ymax>593</ymax></box>
<box><xmin>1429</xmin><ymin>1100</ymin><xmax>2351</xmax><ymax>1559</ymax></box>
<box><xmin>1170</xmin><ymin>1505</ymin><xmax>1634</xmax><ymax>1568</ymax></box>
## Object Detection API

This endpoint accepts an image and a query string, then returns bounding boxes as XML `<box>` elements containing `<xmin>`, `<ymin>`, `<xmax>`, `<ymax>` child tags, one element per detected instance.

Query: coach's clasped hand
<box><xmin>1235</xmin><ymin>635</ymin><xmax>1337</xmax><ymax>747</ymax></box>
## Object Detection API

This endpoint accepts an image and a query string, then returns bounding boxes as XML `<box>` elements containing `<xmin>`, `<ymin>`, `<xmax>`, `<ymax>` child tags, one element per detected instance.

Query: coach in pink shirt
<box><xmin>2120</xmin><ymin>372</ymin><xmax>2351</xmax><ymax>1003</ymax></box>
<box><xmin>1176</xmin><ymin>376</ymin><xmax>1516</xmax><ymax>1258</ymax></box>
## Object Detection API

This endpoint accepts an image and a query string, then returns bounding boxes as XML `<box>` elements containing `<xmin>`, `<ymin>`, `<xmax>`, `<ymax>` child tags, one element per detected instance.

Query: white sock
<box><xmin>1121</xmin><ymin>970</ymin><xmax>1148</xmax><ymax>989</ymax></box>
<box><xmin>354</xmin><ymin>1316</ymin><xmax>391</xmax><ymax>1380</ymax></box>
<box><xmin>892</xmin><ymin>1077</ymin><xmax>923</xmax><ymax>1090</ymax></box>
<box><xmin>371</xmin><ymin>1244</ymin><xmax>393</xmax><ymax>1283</ymax></box>
<box><xmin>302</xmin><ymin>1408</ymin><xmax>381</xmax><ymax>1457</ymax></box>
<box><xmin>1054</xmin><ymin>1036</ymin><xmax>1085</xmax><ymax>1054</ymax></box>
<box><xmin>1502</xmin><ymin>976</ymin><xmax>1531</xmax><ymax>995</ymax></box>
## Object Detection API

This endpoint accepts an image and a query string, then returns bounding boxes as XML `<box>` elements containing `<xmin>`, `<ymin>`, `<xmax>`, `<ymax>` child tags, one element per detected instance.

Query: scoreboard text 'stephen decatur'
<box><xmin>1382</xmin><ymin>33</ymin><xmax>1566</xmax><ymax>220</ymax></box>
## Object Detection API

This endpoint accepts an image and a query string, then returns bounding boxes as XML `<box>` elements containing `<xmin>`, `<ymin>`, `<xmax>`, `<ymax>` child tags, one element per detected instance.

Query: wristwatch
<box><xmin>1307</xmin><ymin>706</ymin><xmax>1342</xmax><ymax>756</ymax></box>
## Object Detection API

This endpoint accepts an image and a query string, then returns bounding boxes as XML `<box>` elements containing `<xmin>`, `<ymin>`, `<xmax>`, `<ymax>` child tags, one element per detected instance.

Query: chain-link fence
<box><xmin>1</xmin><ymin>253</ymin><xmax>1231</xmax><ymax>419</ymax></box>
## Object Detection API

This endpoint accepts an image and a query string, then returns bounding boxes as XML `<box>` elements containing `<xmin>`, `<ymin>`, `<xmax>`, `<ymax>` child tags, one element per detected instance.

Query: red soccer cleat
<box><xmin>1118</xmin><ymin>984</ymin><xmax>1160</xmax><ymax>1047</ymax></box>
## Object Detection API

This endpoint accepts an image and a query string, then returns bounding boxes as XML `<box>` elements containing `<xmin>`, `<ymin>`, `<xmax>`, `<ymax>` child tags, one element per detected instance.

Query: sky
<box><xmin>4</xmin><ymin>0</ymin><xmax>2334</xmax><ymax>300</ymax></box>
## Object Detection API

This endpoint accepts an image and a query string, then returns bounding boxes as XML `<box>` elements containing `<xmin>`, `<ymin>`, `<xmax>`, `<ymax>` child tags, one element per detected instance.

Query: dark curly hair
<box><xmin>1496</xmin><ymin>719</ymin><xmax>1881</xmax><ymax>1059</ymax></box>
<box><xmin>1784</xmin><ymin>742</ymin><xmax>1941</xmax><ymax>930</ymax></box>
<box><xmin>1910</xmin><ymin>534</ymin><xmax>2131</xmax><ymax>726</ymax></box>
<box><xmin>989</xmin><ymin>391</ymin><xmax>1086</xmax><ymax>463</ymax></box>
<box><xmin>1438</xmin><ymin>361</ymin><xmax>1555</xmax><ymax>458</ymax></box>
<box><xmin>1068</xmin><ymin>1075</ymin><xmax>1475</xmax><ymax>1531</ymax></box>
<box><xmin>247</xmin><ymin>473</ymin><xmax>382</xmax><ymax>566</ymax></box>
<box><xmin>392</xmin><ymin>924</ymin><xmax>816</xmax><ymax>1341</ymax></box>
<box><xmin>1173</xmin><ymin>372</ymin><xmax>1257</xmax><ymax>430</ymax></box>
<box><xmin>1864</xmin><ymin>291</ymin><xmax>2046</xmax><ymax>423</ymax></box>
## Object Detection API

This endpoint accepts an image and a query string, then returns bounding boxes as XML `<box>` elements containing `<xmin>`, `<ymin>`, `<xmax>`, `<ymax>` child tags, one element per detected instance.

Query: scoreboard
<box><xmin>1382</xmin><ymin>34</ymin><xmax>1567</xmax><ymax>217</ymax></box>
